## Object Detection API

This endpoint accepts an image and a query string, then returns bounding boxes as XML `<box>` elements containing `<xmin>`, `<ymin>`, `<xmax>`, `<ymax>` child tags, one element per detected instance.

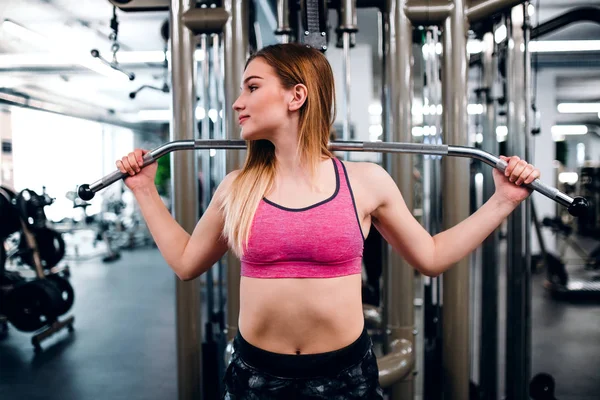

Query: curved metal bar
<box><xmin>363</xmin><ymin>304</ymin><xmax>383</xmax><ymax>330</ymax></box>
<box><xmin>448</xmin><ymin>145</ymin><xmax>573</xmax><ymax>208</ymax></box>
<box><xmin>378</xmin><ymin>338</ymin><xmax>414</xmax><ymax>388</ymax></box>
<box><xmin>466</xmin><ymin>0</ymin><xmax>525</xmax><ymax>23</ymax></box>
<box><xmin>76</xmin><ymin>139</ymin><xmax>587</xmax><ymax>217</ymax></box>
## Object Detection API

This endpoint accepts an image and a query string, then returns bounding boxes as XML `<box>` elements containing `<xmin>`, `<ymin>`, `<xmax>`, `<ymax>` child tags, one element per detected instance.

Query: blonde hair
<box><xmin>220</xmin><ymin>43</ymin><xmax>336</xmax><ymax>256</ymax></box>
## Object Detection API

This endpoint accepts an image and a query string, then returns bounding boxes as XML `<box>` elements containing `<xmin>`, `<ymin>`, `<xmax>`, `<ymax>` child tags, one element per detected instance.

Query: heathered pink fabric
<box><xmin>241</xmin><ymin>158</ymin><xmax>364</xmax><ymax>279</ymax></box>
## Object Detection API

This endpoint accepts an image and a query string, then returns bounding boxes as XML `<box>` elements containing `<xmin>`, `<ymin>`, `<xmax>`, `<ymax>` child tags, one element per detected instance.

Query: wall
<box><xmin>10</xmin><ymin>108</ymin><xmax>134</xmax><ymax>221</ymax></box>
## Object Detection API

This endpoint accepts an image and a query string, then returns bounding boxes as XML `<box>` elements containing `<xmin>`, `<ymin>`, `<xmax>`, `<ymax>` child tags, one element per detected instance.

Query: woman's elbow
<box><xmin>424</xmin><ymin>269</ymin><xmax>442</xmax><ymax>278</ymax></box>
<box><xmin>175</xmin><ymin>262</ymin><xmax>207</xmax><ymax>281</ymax></box>
<box><xmin>416</xmin><ymin>262</ymin><xmax>442</xmax><ymax>278</ymax></box>
<box><xmin>176</xmin><ymin>272</ymin><xmax>194</xmax><ymax>281</ymax></box>
<box><xmin>172</xmin><ymin>262</ymin><xmax>196</xmax><ymax>281</ymax></box>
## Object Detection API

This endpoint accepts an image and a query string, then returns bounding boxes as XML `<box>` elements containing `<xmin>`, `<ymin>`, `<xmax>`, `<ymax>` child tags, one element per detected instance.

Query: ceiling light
<box><xmin>467</xmin><ymin>40</ymin><xmax>600</xmax><ymax>55</ymax></box>
<box><xmin>115</xmin><ymin>51</ymin><xmax>166</xmax><ymax>64</ymax></box>
<box><xmin>0</xmin><ymin>19</ymin><xmax>206</xmax><ymax>78</ymax></box>
<box><xmin>0</xmin><ymin>50</ymin><xmax>204</xmax><ymax>69</ymax></box>
<box><xmin>133</xmin><ymin>107</ymin><xmax>209</xmax><ymax>122</ymax></box>
<box><xmin>83</xmin><ymin>56</ymin><xmax>131</xmax><ymax>81</ymax></box>
<box><xmin>530</xmin><ymin>40</ymin><xmax>600</xmax><ymax>52</ymax></box>
<box><xmin>2</xmin><ymin>19</ymin><xmax>44</xmax><ymax>44</ymax></box>
<box><xmin>137</xmin><ymin>109</ymin><xmax>171</xmax><ymax>121</ymax></box>
<box><xmin>551</xmin><ymin>125</ymin><xmax>588</xmax><ymax>136</ymax></box>
<box><xmin>2</xmin><ymin>20</ymin><xmax>128</xmax><ymax>79</ymax></box>
<box><xmin>557</xmin><ymin>103</ymin><xmax>600</xmax><ymax>114</ymax></box>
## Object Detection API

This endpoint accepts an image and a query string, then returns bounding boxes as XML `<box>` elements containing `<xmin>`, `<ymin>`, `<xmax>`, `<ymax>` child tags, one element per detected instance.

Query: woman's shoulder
<box><xmin>340</xmin><ymin>159</ymin><xmax>390</xmax><ymax>183</ymax></box>
<box><xmin>224</xmin><ymin>169</ymin><xmax>243</xmax><ymax>183</ymax></box>
<box><xmin>213</xmin><ymin>169</ymin><xmax>242</xmax><ymax>201</ymax></box>
<box><xmin>339</xmin><ymin>160</ymin><xmax>392</xmax><ymax>211</ymax></box>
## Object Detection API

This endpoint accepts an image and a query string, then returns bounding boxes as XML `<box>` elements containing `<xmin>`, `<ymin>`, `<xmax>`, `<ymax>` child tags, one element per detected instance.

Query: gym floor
<box><xmin>1</xmin><ymin>248</ymin><xmax>599</xmax><ymax>400</ymax></box>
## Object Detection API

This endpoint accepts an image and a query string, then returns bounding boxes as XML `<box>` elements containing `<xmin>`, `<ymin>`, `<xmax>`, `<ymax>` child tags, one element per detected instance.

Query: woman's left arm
<box><xmin>368</xmin><ymin>156</ymin><xmax>540</xmax><ymax>277</ymax></box>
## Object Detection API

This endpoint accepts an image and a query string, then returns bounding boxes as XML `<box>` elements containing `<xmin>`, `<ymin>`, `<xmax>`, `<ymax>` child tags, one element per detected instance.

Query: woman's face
<box><xmin>232</xmin><ymin>58</ymin><xmax>293</xmax><ymax>141</ymax></box>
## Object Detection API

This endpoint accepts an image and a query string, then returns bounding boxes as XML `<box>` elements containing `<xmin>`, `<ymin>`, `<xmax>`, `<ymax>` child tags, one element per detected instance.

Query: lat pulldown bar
<box><xmin>76</xmin><ymin>140</ymin><xmax>589</xmax><ymax>217</ymax></box>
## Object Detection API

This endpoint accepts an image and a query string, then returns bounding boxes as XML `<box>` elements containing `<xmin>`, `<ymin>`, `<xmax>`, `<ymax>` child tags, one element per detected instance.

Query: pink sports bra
<box><xmin>241</xmin><ymin>157</ymin><xmax>365</xmax><ymax>279</ymax></box>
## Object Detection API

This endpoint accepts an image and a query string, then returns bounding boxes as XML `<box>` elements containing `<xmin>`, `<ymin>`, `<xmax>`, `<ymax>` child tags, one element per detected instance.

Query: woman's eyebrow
<box><xmin>240</xmin><ymin>75</ymin><xmax>263</xmax><ymax>89</ymax></box>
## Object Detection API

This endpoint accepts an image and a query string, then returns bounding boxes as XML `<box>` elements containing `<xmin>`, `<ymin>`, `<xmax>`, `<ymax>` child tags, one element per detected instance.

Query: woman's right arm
<box><xmin>118</xmin><ymin>149</ymin><xmax>237</xmax><ymax>280</ymax></box>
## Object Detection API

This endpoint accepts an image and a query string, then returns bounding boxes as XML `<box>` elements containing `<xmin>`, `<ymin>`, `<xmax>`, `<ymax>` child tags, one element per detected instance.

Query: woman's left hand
<box><xmin>492</xmin><ymin>155</ymin><xmax>541</xmax><ymax>206</ymax></box>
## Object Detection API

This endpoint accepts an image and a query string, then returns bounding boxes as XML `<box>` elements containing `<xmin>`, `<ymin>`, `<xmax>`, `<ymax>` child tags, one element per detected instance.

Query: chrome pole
<box><xmin>170</xmin><ymin>0</ymin><xmax>201</xmax><ymax>398</ymax></box>
<box><xmin>442</xmin><ymin>1</ymin><xmax>471</xmax><ymax>397</ymax></box>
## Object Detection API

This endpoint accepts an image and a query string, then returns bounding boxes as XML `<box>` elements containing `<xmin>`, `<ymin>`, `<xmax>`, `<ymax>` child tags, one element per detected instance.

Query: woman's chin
<box><xmin>240</xmin><ymin>129</ymin><xmax>252</xmax><ymax>140</ymax></box>
<box><xmin>241</xmin><ymin>130</ymin><xmax>262</xmax><ymax>141</ymax></box>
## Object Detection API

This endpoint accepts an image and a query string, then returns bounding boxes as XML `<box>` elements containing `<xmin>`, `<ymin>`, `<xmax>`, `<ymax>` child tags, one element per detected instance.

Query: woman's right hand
<box><xmin>116</xmin><ymin>149</ymin><xmax>158</xmax><ymax>192</ymax></box>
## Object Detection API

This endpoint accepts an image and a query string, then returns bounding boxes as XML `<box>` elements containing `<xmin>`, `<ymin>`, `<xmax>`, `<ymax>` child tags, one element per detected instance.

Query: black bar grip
<box><xmin>495</xmin><ymin>158</ymin><xmax>588</xmax><ymax>217</ymax></box>
<box><xmin>77</xmin><ymin>184</ymin><xmax>94</xmax><ymax>201</ymax></box>
<box><xmin>77</xmin><ymin>152</ymin><xmax>156</xmax><ymax>200</ymax></box>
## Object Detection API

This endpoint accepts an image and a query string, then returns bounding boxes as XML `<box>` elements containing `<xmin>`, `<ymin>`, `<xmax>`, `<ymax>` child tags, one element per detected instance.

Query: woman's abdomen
<box><xmin>238</xmin><ymin>274</ymin><xmax>365</xmax><ymax>355</ymax></box>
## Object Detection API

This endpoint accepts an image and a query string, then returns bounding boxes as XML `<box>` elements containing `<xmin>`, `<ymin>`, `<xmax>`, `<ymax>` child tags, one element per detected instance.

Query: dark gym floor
<box><xmin>530</xmin><ymin>272</ymin><xmax>600</xmax><ymax>400</ymax></box>
<box><xmin>0</xmin><ymin>249</ymin><xmax>177</xmax><ymax>400</ymax></box>
<box><xmin>1</xmin><ymin>247</ymin><xmax>599</xmax><ymax>400</ymax></box>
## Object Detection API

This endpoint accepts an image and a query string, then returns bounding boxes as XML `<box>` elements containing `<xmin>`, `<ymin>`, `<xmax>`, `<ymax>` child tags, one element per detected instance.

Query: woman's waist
<box><xmin>238</xmin><ymin>316</ymin><xmax>366</xmax><ymax>357</ymax></box>
<box><xmin>232</xmin><ymin>322</ymin><xmax>371</xmax><ymax>379</ymax></box>
<box><xmin>239</xmin><ymin>277</ymin><xmax>364</xmax><ymax>354</ymax></box>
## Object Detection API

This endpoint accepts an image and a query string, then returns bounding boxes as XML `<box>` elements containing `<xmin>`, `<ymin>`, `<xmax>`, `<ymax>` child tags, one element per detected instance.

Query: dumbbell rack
<box><xmin>17</xmin><ymin>223</ymin><xmax>75</xmax><ymax>352</ymax></box>
<box><xmin>31</xmin><ymin>316</ymin><xmax>75</xmax><ymax>352</ymax></box>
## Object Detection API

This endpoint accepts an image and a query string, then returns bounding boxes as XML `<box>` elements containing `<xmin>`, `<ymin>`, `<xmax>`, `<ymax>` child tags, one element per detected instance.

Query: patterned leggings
<box><xmin>222</xmin><ymin>326</ymin><xmax>384</xmax><ymax>400</ymax></box>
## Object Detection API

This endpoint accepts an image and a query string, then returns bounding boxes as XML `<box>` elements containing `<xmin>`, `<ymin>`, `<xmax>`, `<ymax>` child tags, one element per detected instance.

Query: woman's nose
<box><xmin>232</xmin><ymin>95</ymin><xmax>244</xmax><ymax>112</ymax></box>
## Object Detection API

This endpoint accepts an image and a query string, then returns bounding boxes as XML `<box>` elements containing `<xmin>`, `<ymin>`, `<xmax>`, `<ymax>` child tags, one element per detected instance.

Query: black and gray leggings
<box><xmin>222</xmin><ymin>326</ymin><xmax>384</xmax><ymax>399</ymax></box>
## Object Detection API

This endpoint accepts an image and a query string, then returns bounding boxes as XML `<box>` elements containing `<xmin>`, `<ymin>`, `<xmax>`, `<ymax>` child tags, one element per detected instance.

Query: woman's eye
<box><xmin>249</xmin><ymin>86</ymin><xmax>257</xmax><ymax>92</ymax></box>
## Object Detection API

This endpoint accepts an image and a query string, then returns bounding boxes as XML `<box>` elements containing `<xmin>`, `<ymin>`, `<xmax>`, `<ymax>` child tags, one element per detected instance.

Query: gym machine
<box><xmin>533</xmin><ymin>204</ymin><xmax>600</xmax><ymax>300</ymax></box>
<box><xmin>105</xmin><ymin>1</ymin><xmax>593</xmax><ymax>400</ymax></box>
<box><xmin>75</xmin><ymin>138</ymin><xmax>588</xmax><ymax>393</ymax></box>
<box><xmin>527</xmin><ymin>6</ymin><xmax>600</xmax><ymax>302</ymax></box>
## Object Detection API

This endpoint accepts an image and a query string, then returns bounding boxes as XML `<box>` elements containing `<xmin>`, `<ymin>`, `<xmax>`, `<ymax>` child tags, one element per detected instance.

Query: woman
<box><xmin>116</xmin><ymin>43</ymin><xmax>540</xmax><ymax>399</ymax></box>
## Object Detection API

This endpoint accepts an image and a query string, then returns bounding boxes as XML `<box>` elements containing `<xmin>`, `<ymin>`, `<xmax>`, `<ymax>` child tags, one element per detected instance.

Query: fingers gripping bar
<box><xmin>77</xmin><ymin>139</ymin><xmax>589</xmax><ymax>217</ymax></box>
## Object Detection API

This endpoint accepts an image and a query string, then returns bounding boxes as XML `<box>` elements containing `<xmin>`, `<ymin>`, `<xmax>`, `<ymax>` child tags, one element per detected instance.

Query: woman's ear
<box><xmin>288</xmin><ymin>84</ymin><xmax>308</xmax><ymax>111</ymax></box>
